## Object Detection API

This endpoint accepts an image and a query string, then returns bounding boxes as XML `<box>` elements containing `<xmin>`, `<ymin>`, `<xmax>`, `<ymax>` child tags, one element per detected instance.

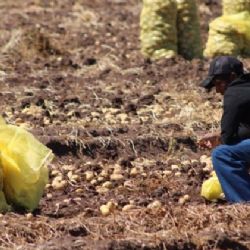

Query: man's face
<box><xmin>214</xmin><ymin>79</ymin><xmax>227</xmax><ymax>95</ymax></box>
<box><xmin>213</xmin><ymin>74</ymin><xmax>231</xmax><ymax>95</ymax></box>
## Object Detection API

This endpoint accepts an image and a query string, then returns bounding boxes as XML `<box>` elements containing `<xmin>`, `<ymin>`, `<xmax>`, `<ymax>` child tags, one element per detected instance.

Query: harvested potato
<box><xmin>147</xmin><ymin>200</ymin><xmax>162</xmax><ymax>209</ymax></box>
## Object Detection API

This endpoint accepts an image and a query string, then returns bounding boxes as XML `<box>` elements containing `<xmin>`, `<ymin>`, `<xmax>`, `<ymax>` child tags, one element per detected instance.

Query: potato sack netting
<box><xmin>222</xmin><ymin>0</ymin><xmax>250</xmax><ymax>15</ymax></box>
<box><xmin>203</xmin><ymin>11</ymin><xmax>250</xmax><ymax>57</ymax></box>
<box><xmin>140</xmin><ymin>0</ymin><xmax>178</xmax><ymax>59</ymax></box>
<box><xmin>176</xmin><ymin>0</ymin><xmax>202</xmax><ymax>59</ymax></box>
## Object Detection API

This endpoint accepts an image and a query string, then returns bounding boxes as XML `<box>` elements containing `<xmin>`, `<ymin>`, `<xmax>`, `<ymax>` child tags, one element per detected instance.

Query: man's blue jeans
<box><xmin>212</xmin><ymin>139</ymin><xmax>250</xmax><ymax>203</ymax></box>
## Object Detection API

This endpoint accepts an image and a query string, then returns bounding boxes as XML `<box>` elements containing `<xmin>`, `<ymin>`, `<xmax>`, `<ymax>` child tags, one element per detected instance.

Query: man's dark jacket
<box><xmin>222</xmin><ymin>73</ymin><xmax>250</xmax><ymax>144</ymax></box>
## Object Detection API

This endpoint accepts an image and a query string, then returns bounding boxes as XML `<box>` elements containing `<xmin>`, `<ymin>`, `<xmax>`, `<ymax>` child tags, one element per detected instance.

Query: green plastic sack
<box><xmin>201</xmin><ymin>172</ymin><xmax>224</xmax><ymax>201</ymax></box>
<box><xmin>204</xmin><ymin>11</ymin><xmax>250</xmax><ymax>57</ymax></box>
<box><xmin>0</xmin><ymin>123</ymin><xmax>53</xmax><ymax>211</ymax></box>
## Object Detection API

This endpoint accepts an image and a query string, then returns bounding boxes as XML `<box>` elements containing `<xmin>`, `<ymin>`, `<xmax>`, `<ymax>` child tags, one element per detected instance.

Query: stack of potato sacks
<box><xmin>204</xmin><ymin>0</ymin><xmax>250</xmax><ymax>57</ymax></box>
<box><xmin>140</xmin><ymin>0</ymin><xmax>202</xmax><ymax>60</ymax></box>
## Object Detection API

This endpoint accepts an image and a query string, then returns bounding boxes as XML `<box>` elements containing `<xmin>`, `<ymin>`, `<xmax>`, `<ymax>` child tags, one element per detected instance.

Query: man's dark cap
<box><xmin>201</xmin><ymin>56</ymin><xmax>244</xmax><ymax>90</ymax></box>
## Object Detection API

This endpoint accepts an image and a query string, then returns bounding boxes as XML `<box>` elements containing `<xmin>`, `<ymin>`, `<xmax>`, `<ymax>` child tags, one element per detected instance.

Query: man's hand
<box><xmin>198</xmin><ymin>132</ymin><xmax>221</xmax><ymax>149</ymax></box>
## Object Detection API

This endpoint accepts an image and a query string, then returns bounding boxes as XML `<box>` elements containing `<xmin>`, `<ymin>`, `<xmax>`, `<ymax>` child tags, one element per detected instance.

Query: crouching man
<box><xmin>199</xmin><ymin>56</ymin><xmax>250</xmax><ymax>203</ymax></box>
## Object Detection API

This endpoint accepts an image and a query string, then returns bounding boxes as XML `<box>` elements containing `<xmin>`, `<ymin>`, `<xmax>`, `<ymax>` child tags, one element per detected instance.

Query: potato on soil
<box><xmin>85</xmin><ymin>171</ymin><xmax>94</xmax><ymax>181</ymax></box>
<box><xmin>122</xmin><ymin>204</ymin><xmax>137</xmax><ymax>212</ymax></box>
<box><xmin>147</xmin><ymin>200</ymin><xmax>162</xmax><ymax>209</ymax></box>
<box><xmin>100</xmin><ymin>201</ymin><xmax>116</xmax><ymax>216</ymax></box>
<box><xmin>110</xmin><ymin>173</ymin><xmax>124</xmax><ymax>181</ymax></box>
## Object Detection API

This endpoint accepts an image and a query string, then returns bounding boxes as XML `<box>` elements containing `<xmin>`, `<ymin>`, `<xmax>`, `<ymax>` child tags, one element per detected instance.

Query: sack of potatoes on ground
<box><xmin>140</xmin><ymin>0</ymin><xmax>178</xmax><ymax>59</ymax></box>
<box><xmin>222</xmin><ymin>0</ymin><xmax>250</xmax><ymax>15</ymax></box>
<box><xmin>227</xmin><ymin>11</ymin><xmax>250</xmax><ymax>56</ymax></box>
<box><xmin>176</xmin><ymin>0</ymin><xmax>202</xmax><ymax>59</ymax></box>
<box><xmin>204</xmin><ymin>18</ymin><xmax>243</xmax><ymax>57</ymax></box>
<box><xmin>203</xmin><ymin>11</ymin><xmax>250</xmax><ymax>57</ymax></box>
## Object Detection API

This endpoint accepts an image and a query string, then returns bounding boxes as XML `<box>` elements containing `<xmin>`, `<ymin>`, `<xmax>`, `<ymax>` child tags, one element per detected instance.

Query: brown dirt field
<box><xmin>0</xmin><ymin>0</ymin><xmax>250</xmax><ymax>249</ymax></box>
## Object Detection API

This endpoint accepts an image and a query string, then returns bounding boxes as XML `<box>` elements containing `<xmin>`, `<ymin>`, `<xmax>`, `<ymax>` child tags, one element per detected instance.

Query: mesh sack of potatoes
<box><xmin>226</xmin><ymin>11</ymin><xmax>250</xmax><ymax>56</ymax></box>
<box><xmin>222</xmin><ymin>0</ymin><xmax>250</xmax><ymax>15</ymax></box>
<box><xmin>204</xmin><ymin>12</ymin><xmax>250</xmax><ymax>57</ymax></box>
<box><xmin>204</xmin><ymin>16</ymin><xmax>244</xmax><ymax>57</ymax></box>
<box><xmin>176</xmin><ymin>0</ymin><xmax>202</xmax><ymax>59</ymax></box>
<box><xmin>140</xmin><ymin>0</ymin><xmax>178</xmax><ymax>59</ymax></box>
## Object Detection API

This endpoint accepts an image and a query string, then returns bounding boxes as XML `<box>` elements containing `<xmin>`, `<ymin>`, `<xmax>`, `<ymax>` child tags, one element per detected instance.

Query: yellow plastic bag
<box><xmin>201</xmin><ymin>171</ymin><xmax>224</xmax><ymax>201</ymax></box>
<box><xmin>0</xmin><ymin>117</ymin><xmax>6</xmax><ymax>125</ymax></box>
<box><xmin>0</xmin><ymin>118</ymin><xmax>12</xmax><ymax>212</ymax></box>
<box><xmin>0</xmin><ymin>164</ymin><xmax>11</xmax><ymax>212</ymax></box>
<box><xmin>0</xmin><ymin>123</ymin><xmax>53</xmax><ymax>211</ymax></box>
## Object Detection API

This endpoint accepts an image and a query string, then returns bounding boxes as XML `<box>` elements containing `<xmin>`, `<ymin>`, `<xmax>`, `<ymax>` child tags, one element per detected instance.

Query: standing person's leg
<box><xmin>212</xmin><ymin>139</ymin><xmax>250</xmax><ymax>202</ymax></box>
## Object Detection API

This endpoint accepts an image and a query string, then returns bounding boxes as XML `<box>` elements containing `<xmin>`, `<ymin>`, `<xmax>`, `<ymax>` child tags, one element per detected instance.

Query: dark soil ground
<box><xmin>0</xmin><ymin>0</ymin><xmax>250</xmax><ymax>249</ymax></box>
